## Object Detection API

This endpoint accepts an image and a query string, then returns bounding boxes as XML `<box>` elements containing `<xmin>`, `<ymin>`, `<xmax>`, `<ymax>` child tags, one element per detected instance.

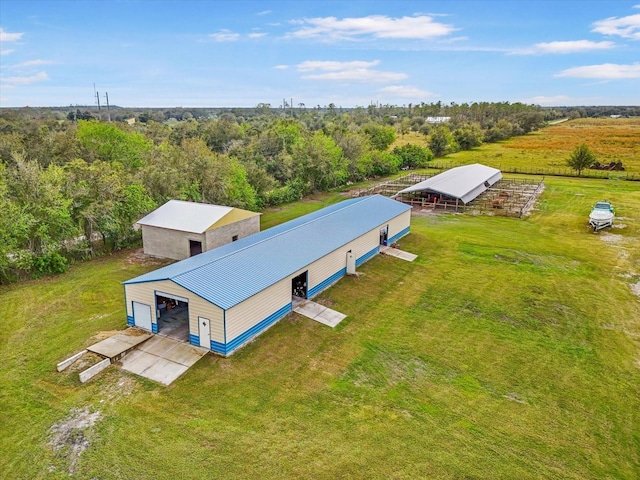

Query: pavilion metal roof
<box><xmin>124</xmin><ymin>195</ymin><xmax>411</xmax><ymax>310</ymax></box>
<box><xmin>394</xmin><ymin>163</ymin><xmax>502</xmax><ymax>204</ymax></box>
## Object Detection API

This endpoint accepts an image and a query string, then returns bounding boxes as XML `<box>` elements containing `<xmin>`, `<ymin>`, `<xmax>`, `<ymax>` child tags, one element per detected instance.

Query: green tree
<box><xmin>567</xmin><ymin>143</ymin><xmax>596</xmax><ymax>176</ymax></box>
<box><xmin>392</xmin><ymin>144</ymin><xmax>433</xmax><ymax>168</ymax></box>
<box><xmin>453</xmin><ymin>123</ymin><xmax>483</xmax><ymax>150</ymax></box>
<box><xmin>76</xmin><ymin>120</ymin><xmax>152</xmax><ymax>168</ymax></box>
<box><xmin>363</xmin><ymin>124</ymin><xmax>396</xmax><ymax>151</ymax></box>
<box><xmin>429</xmin><ymin>126</ymin><xmax>455</xmax><ymax>157</ymax></box>
<box><xmin>291</xmin><ymin>131</ymin><xmax>347</xmax><ymax>192</ymax></box>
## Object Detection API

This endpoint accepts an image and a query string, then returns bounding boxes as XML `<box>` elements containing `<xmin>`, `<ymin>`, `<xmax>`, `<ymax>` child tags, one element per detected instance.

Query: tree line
<box><xmin>0</xmin><ymin>102</ymin><xmax>547</xmax><ymax>282</ymax></box>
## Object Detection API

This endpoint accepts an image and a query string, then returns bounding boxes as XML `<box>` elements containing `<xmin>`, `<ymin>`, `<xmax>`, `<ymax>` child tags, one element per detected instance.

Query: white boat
<box><xmin>589</xmin><ymin>201</ymin><xmax>614</xmax><ymax>232</ymax></box>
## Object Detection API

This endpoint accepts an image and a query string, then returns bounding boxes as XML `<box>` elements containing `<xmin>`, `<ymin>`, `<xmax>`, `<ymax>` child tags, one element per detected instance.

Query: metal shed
<box><xmin>123</xmin><ymin>195</ymin><xmax>411</xmax><ymax>356</ymax></box>
<box><xmin>394</xmin><ymin>163</ymin><xmax>502</xmax><ymax>204</ymax></box>
<box><xmin>135</xmin><ymin>200</ymin><xmax>261</xmax><ymax>260</ymax></box>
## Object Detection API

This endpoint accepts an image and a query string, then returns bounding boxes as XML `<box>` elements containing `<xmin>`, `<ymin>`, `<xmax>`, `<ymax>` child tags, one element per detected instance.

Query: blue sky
<box><xmin>1</xmin><ymin>0</ymin><xmax>639</xmax><ymax>108</ymax></box>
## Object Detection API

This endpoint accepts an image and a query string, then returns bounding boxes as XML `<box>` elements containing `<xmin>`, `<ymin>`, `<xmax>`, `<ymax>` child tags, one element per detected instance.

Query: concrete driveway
<box><xmin>120</xmin><ymin>335</ymin><xmax>208</xmax><ymax>385</ymax></box>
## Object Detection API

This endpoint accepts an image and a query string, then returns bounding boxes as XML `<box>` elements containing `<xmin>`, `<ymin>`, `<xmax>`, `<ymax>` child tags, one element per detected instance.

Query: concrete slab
<box><xmin>294</xmin><ymin>300</ymin><xmax>347</xmax><ymax>328</ymax></box>
<box><xmin>119</xmin><ymin>335</ymin><xmax>208</xmax><ymax>385</ymax></box>
<box><xmin>119</xmin><ymin>349</ymin><xmax>157</xmax><ymax>375</ymax></box>
<box><xmin>137</xmin><ymin>335</ymin><xmax>179</xmax><ymax>356</ymax></box>
<box><xmin>139</xmin><ymin>358</ymin><xmax>190</xmax><ymax>385</ymax></box>
<box><xmin>87</xmin><ymin>330</ymin><xmax>152</xmax><ymax>358</ymax></box>
<box><xmin>166</xmin><ymin>342</ymin><xmax>209</xmax><ymax>366</ymax></box>
<box><xmin>380</xmin><ymin>245</ymin><xmax>418</xmax><ymax>262</ymax></box>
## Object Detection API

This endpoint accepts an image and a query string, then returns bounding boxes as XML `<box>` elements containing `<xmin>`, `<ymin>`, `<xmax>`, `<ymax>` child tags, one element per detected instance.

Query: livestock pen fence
<box><xmin>352</xmin><ymin>172</ymin><xmax>544</xmax><ymax>218</ymax></box>
<box><xmin>428</xmin><ymin>161</ymin><xmax>640</xmax><ymax>181</ymax></box>
<box><xmin>393</xmin><ymin>177</ymin><xmax>545</xmax><ymax>218</ymax></box>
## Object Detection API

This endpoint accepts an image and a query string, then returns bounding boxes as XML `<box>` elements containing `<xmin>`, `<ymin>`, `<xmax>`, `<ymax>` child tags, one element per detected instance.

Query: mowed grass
<box><xmin>1</xmin><ymin>177</ymin><xmax>639</xmax><ymax>479</ymax></box>
<box><xmin>395</xmin><ymin>117</ymin><xmax>640</xmax><ymax>174</ymax></box>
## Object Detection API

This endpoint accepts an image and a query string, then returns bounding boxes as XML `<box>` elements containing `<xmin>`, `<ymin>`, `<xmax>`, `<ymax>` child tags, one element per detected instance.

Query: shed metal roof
<box><xmin>395</xmin><ymin>163</ymin><xmax>502</xmax><ymax>204</ymax></box>
<box><xmin>135</xmin><ymin>200</ymin><xmax>260</xmax><ymax>234</ymax></box>
<box><xmin>124</xmin><ymin>195</ymin><xmax>411</xmax><ymax>310</ymax></box>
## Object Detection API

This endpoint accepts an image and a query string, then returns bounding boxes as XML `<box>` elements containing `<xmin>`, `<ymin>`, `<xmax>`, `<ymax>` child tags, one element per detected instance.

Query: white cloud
<box><xmin>297</xmin><ymin>60</ymin><xmax>380</xmax><ymax>72</ymax></box>
<box><xmin>302</xmin><ymin>69</ymin><xmax>407</xmax><ymax>82</ymax></box>
<box><xmin>257</xmin><ymin>10</ymin><xmax>272</xmax><ymax>16</ymax></box>
<box><xmin>0</xmin><ymin>28</ymin><xmax>23</xmax><ymax>42</ymax></box>
<box><xmin>248</xmin><ymin>32</ymin><xmax>267</xmax><ymax>39</ymax></box>
<box><xmin>297</xmin><ymin>59</ymin><xmax>406</xmax><ymax>83</ymax></box>
<box><xmin>521</xmin><ymin>95</ymin><xmax>572</xmax><ymax>106</ymax></box>
<box><xmin>209</xmin><ymin>30</ymin><xmax>240</xmax><ymax>42</ymax></box>
<box><xmin>12</xmin><ymin>59</ymin><xmax>55</xmax><ymax>68</ymax></box>
<box><xmin>377</xmin><ymin>85</ymin><xmax>435</xmax><ymax>98</ymax></box>
<box><xmin>288</xmin><ymin>15</ymin><xmax>456</xmax><ymax>41</ymax></box>
<box><xmin>513</xmin><ymin>40</ymin><xmax>615</xmax><ymax>55</ymax></box>
<box><xmin>556</xmin><ymin>63</ymin><xmax>640</xmax><ymax>79</ymax></box>
<box><xmin>2</xmin><ymin>71</ymin><xmax>49</xmax><ymax>85</ymax></box>
<box><xmin>1</xmin><ymin>49</ymin><xmax>15</xmax><ymax>55</ymax></box>
<box><xmin>273</xmin><ymin>65</ymin><xmax>289</xmax><ymax>70</ymax></box>
<box><xmin>592</xmin><ymin>13</ymin><xmax>640</xmax><ymax>39</ymax></box>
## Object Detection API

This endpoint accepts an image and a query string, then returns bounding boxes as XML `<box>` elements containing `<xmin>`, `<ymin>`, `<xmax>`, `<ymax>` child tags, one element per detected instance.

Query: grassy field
<box><xmin>1</xmin><ymin>175</ymin><xmax>639</xmax><ymax>479</ymax></box>
<box><xmin>395</xmin><ymin>117</ymin><xmax>640</xmax><ymax>175</ymax></box>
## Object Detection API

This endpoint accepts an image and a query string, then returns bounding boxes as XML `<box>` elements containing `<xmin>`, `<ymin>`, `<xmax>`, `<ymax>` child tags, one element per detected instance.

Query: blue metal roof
<box><xmin>124</xmin><ymin>195</ymin><xmax>410</xmax><ymax>310</ymax></box>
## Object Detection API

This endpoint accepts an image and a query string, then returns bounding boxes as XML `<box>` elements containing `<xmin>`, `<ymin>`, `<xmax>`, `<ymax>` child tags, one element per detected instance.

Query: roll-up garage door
<box><xmin>132</xmin><ymin>301</ymin><xmax>152</xmax><ymax>331</ymax></box>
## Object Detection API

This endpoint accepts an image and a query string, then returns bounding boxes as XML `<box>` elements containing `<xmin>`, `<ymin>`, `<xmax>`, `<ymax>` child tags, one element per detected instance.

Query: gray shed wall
<box><xmin>141</xmin><ymin>226</ymin><xmax>205</xmax><ymax>261</ymax></box>
<box><xmin>204</xmin><ymin>216</ymin><xmax>260</xmax><ymax>250</ymax></box>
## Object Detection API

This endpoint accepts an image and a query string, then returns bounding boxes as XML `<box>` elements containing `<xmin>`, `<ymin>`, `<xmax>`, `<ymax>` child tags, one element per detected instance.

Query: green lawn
<box><xmin>1</xmin><ymin>177</ymin><xmax>639</xmax><ymax>479</ymax></box>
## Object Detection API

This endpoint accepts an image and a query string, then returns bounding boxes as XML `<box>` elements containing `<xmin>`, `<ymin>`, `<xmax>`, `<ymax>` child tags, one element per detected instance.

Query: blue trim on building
<box><xmin>224</xmin><ymin>303</ymin><xmax>292</xmax><ymax>355</ymax></box>
<box><xmin>126</xmin><ymin>315</ymin><xmax>134</xmax><ymax>326</ymax></box>
<box><xmin>210</xmin><ymin>339</ymin><xmax>226</xmax><ymax>355</ymax></box>
<box><xmin>189</xmin><ymin>334</ymin><xmax>199</xmax><ymax>346</ymax></box>
<box><xmin>389</xmin><ymin>226</ymin><xmax>410</xmax><ymax>244</ymax></box>
<box><xmin>151</xmin><ymin>322</ymin><xmax>159</xmax><ymax>334</ymax></box>
<box><xmin>356</xmin><ymin>246</ymin><xmax>379</xmax><ymax>266</ymax></box>
<box><xmin>308</xmin><ymin>267</ymin><xmax>346</xmax><ymax>298</ymax></box>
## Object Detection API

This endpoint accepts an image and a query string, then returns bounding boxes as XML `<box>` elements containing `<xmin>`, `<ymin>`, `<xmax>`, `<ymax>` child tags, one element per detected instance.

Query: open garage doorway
<box><xmin>156</xmin><ymin>291</ymin><xmax>190</xmax><ymax>342</ymax></box>
<box><xmin>292</xmin><ymin>271</ymin><xmax>308</xmax><ymax>301</ymax></box>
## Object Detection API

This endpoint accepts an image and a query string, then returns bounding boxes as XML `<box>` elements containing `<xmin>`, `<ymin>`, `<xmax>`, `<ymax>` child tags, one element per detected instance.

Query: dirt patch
<box><xmin>631</xmin><ymin>281</ymin><xmax>640</xmax><ymax>300</ymax></box>
<box><xmin>99</xmin><ymin>375</ymin><xmax>137</xmax><ymax>402</ymax></box>
<box><xmin>66</xmin><ymin>352</ymin><xmax>104</xmax><ymax>373</ymax></box>
<box><xmin>48</xmin><ymin>407</ymin><xmax>102</xmax><ymax>475</ymax></box>
<box><xmin>504</xmin><ymin>392</ymin><xmax>527</xmax><ymax>404</ymax></box>
<box><xmin>125</xmin><ymin>248</ymin><xmax>171</xmax><ymax>267</ymax></box>
<box><xmin>123</xmin><ymin>327</ymin><xmax>152</xmax><ymax>337</ymax></box>
<box><xmin>89</xmin><ymin>330</ymin><xmax>121</xmax><ymax>342</ymax></box>
<box><xmin>599</xmin><ymin>232</ymin><xmax>625</xmax><ymax>243</ymax></box>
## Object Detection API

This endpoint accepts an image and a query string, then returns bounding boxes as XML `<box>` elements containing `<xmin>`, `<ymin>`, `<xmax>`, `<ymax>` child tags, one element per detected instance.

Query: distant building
<box><xmin>135</xmin><ymin>200</ymin><xmax>261</xmax><ymax>260</ymax></box>
<box><xmin>425</xmin><ymin>116</ymin><xmax>451</xmax><ymax>124</ymax></box>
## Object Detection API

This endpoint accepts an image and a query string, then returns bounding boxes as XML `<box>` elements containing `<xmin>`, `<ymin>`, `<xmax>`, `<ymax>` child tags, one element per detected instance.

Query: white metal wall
<box><xmin>224</xmin><ymin>278</ymin><xmax>291</xmax><ymax>342</ymax></box>
<box><xmin>124</xmin><ymin>280</ymin><xmax>224</xmax><ymax>343</ymax></box>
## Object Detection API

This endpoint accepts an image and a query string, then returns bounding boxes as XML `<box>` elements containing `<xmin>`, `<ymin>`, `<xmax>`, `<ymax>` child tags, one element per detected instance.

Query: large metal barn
<box><xmin>123</xmin><ymin>195</ymin><xmax>411</xmax><ymax>356</ymax></box>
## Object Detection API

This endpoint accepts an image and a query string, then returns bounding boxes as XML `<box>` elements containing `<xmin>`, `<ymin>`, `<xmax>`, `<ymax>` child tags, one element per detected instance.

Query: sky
<box><xmin>1</xmin><ymin>0</ymin><xmax>639</xmax><ymax>108</ymax></box>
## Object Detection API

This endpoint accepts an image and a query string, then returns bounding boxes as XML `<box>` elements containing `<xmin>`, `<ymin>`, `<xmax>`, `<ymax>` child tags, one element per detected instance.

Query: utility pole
<box><xmin>104</xmin><ymin>92</ymin><xmax>111</xmax><ymax>122</ymax></box>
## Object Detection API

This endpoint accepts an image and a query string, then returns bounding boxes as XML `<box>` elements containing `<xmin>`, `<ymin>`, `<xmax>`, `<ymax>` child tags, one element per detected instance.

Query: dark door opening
<box><xmin>292</xmin><ymin>271</ymin><xmax>308</xmax><ymax>299</ymax></box>
<box><xmin>189</xmin><ymin>240</ymin><xmax>203</xmax><ymax>257</ymax></box>
<box><xmin>379</xmin><ymin>225</ymin><xmax>389</xmax><ymax>245</ymax></box>
<box><xmin>156</xmin><ymin>295</ymin><xmax>190</xmax><ymax>342</ymax></box>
